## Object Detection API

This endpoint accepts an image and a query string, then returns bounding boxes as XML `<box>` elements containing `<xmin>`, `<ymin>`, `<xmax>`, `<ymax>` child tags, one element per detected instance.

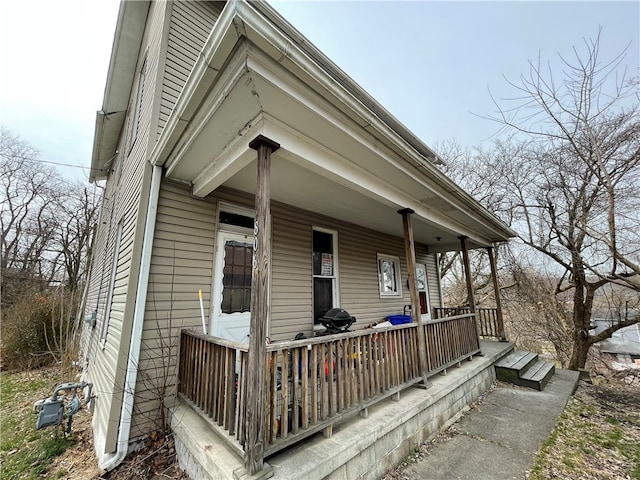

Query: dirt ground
<box><xmin>26</xmin><ymin>367</ymin><xmax>640</xmax><ymax>479</ymax></box>
<box><xmin>45</xmin><ymin>413</ymin><xmax>187</xmax><ymax>480</ymax></box>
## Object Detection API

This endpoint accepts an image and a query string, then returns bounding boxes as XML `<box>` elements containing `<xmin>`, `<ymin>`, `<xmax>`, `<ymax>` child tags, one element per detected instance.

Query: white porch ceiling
<box><xmin>223</xmin><ymin>155</ymin><xmax>463</xmax><ymax>251</ymax></box>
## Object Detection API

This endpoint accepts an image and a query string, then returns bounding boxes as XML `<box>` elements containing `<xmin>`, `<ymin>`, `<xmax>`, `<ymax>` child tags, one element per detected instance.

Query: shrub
<box><xmin>0</xmin><ymin>287</ymin><xmax>79</xmax><ymax>372</ymax></box>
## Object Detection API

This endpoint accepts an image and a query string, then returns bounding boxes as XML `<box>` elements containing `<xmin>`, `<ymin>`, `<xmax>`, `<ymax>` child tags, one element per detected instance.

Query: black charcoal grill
<box><xmin>320</xmin><ymin>308</ymin><xmax>356</xmax><ymax>333</ymax></box>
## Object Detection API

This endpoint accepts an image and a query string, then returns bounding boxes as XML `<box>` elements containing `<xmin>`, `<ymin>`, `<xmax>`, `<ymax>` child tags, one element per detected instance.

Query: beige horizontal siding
<box><xmin>128</xmin><ymin>183</ymin><xmax>450</xmax><ymax>438</ymax></box>
<box><xmin>157</xmin><ymin>1</ymin><xmax>223</xmax><ymax>137</ymax></box>
<box><xmin>338</xmin><ymin>225</ymin><xmax>411</xmax><ymax>327</ymax></box>
<box><xmin>264</xmin><ymin>192</ymin><xmax>443</xmax><ymax>340</ymax></box>
<box><xmin>81</xmin><ymin>0</ymin><xmax>166</xmax><ymax>453</ymax></box>
<box><xmin>131</xmin><ymin>179</ymin><xmax>216</xmax><ymax>440</ymax></box>
<box><xmin>270</xmin><ymin>215</ymin><xmax>313</xmax><ymax>340</ymax></box>
<box><xmin>79</xmin><ymin>194</ymin><xmax>113</xmax><ymax>359</ymax></box>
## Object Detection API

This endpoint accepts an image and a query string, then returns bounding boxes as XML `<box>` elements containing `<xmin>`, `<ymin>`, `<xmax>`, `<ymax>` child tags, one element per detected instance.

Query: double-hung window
<box><xmin>377</xmin><ymin>254</ymin><xmax>402</xmax><ymax>297</ymax></box>
<box><xmin>312</xmin><ymin>228</ymin><xmax>338</xmax><ymax>323</ymax></box>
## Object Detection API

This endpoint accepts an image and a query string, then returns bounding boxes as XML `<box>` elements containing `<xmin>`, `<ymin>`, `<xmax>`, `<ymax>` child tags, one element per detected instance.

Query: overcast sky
<box><xmin>0</xmin><ymin>1</ymin><xmax>638</xmax><ymax>182</ymax></box>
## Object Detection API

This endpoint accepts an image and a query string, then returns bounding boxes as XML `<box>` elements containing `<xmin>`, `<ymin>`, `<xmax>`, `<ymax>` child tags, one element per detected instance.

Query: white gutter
<box><xmin>99</xmin><ymin>164</ymin><xmax>162</xmax><ymax>471</ymax></box>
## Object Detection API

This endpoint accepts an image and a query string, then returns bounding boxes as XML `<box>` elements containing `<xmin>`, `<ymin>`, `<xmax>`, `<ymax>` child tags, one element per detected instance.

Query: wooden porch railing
<box><xmin>432</xmin><ymin>306</ymin><xmax>503</xmax><ymax>339</ymax></box>
<box><xmin>177</xmin><ymin>332</ymin><xmax>249</xmax><ymax>456</ymax></box>
<box><xmin>424</xmin><ymin>314</ymin><xmax>480</xmax><ymax>373</ymax></box>
<box><xmin>177</xmin><ymin>313</ymin><xmax>481</xmax><ymax>459</ymax></box>
<box><xmin>262</xmin><ymin>323</ymin><xmax>424</xmax><ymax>454</ymax></box>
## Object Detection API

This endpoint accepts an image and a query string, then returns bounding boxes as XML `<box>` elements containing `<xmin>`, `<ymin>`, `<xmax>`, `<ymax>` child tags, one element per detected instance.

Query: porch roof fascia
<box><xmin>242</xmin><ymin>49</ymin><xmax>514</xmax><ymax>247</ymax></box>
<box><xmin>148</xmin><ymin>0</ymin><xmax>516</xmax><ymax>244</ymax></box>
<box><xmin>90</xmin><ymin>1</ymin><xmax>150</xmax><ymax>183</ymax></box>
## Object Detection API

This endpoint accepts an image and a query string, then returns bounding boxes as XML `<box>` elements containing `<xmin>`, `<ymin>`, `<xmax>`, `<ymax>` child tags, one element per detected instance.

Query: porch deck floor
<box><xmin>171</xmin><ymin>340</ymin><xmax>513</xmax><ymax>480</ymax></box>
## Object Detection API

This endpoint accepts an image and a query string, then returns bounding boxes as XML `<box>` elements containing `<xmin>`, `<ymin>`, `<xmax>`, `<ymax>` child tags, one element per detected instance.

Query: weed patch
<box><xmin>0</xmin><ymin>367</ymin><xmax>79</xmax><ymax>480</ymax></box>
<box><xmin>529</xmin><ymin>375</ymin><xmax>640</xmax><ymax>480</ymax></box>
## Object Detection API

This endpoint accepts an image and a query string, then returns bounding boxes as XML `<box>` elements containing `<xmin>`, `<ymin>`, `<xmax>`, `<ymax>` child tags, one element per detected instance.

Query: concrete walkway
<box><xmin>401</xmin><ymin>369</ymin><xmax>580</xmax><ymax>480</ymax></box>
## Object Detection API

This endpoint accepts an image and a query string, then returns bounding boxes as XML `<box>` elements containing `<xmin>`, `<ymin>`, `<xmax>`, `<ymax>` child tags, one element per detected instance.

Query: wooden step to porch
<box><xmin>494</xmin><ymin>350</ymin><xmax>555</xmax><ymax>391</ymax></box>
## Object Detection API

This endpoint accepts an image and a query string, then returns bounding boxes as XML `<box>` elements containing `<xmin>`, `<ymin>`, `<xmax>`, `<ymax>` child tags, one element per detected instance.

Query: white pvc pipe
<box><xmin>199</xmin><ymin>289</ymin><xmax>207</xmax><ymax>334</ymax></box>
<box><xmin>100</xmin><ymin>164</ymin><xmax>161</xmax><ymax>471</ymax></box>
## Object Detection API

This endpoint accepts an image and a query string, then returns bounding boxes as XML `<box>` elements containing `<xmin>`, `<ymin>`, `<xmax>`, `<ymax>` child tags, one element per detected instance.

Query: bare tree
<box><xmin>436</xmin><ymin>140</ymin><xmax>514</xmax><ymax>308</ymax></box>
<box><xmin>1</xmin><ymin>127</ymin><xmax>59</xmax><ymax>307</ymax></box>
<box><xmin>1</xmin><ymin>127</ymin><xmax>100</xmax><ymax>289</ymax></box>
<box><xmin>53</xmin><ymin>183</ymin><xmax>101</xmax><ymax>291</ymax></box>
<box><xmin>488</xmin><ymin>32</ymin><xmax>640</xmax><ymax>369</ymax></box>
<box><xmin>500</xmin><ymin>250</ymin><xmax>574</xmax><ymax>367</ymax></box>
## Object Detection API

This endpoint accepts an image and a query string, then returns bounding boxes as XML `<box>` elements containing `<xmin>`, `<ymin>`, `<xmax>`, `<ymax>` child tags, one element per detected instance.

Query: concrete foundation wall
<box><xmin>171</xmin><ymin>398</ymin><xmax>244</xmax><ymax>480</ymax></box>
<box><xmin>325</xmin><ymin>367</ymin><xmax>495</xmax><ymax>480</ymax></box>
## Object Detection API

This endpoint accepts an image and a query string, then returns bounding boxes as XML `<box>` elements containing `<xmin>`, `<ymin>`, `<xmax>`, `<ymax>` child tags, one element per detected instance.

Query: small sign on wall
<box><xmin>321</xmin><ymin>253</ymin><xmax>333</xmax><ymax>276</ymax></box>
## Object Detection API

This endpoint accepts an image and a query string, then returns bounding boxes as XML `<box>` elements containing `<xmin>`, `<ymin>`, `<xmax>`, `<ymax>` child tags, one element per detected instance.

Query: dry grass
<box><xmin>0</xmin><ymin>366</ymin><xmax>187</xmax><ymax>480</ymax></box>
<box><xmin>528</xmin><ymin>371</ymin><xmax>640</xmax><ymax>480</ymax></box>
<box><xmin>0</xmin><ymin>366</ymin><xmax>96</xmax><ymax>480</ymax></box>
<box><xmin>5</xmin><ymin>366</ymin><xmax>638</xmax><ymax>479</ymax></box>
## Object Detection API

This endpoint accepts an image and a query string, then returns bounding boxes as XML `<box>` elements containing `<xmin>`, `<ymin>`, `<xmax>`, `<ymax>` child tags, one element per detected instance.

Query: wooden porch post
<box><xmin>487</xmin><ymin>246</ymin><xmax>507</xmax><ymax>341</ymax></box>
<box><xmin>245</xmin><ymin>135</ymin><xmax>279</xmax><ymax>477</ymax></box>
<box><xmin>399</xmin><ymin>209</ymin><xmax>429</xmax><ymax>384</ymax></box>
<box><xmin>458</xmin><ymin>236</ymin><xmax>476</xmax><ymax>313</ymax></box>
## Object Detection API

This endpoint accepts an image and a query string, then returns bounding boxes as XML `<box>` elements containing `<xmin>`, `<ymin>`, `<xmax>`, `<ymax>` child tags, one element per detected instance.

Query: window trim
<box><xmin>128</xmin><ymin>57</ymin><xmax>146</xmax><ymax>153</ymax></box>
<box><xmin>416</xmin><ymin>263</ymin><xmax>431</xmax><ymax>319</ymax></box>
<box><xmin>218</xmin><ymin>202</ymin><xmax>255</xmax><ymax>219</ymax></box>
<box><xmin>312</xmin><ymin>226</ymin><xmax>339</xmax><ymax>324</ymax></box>
<box><xmin>101</xmin><ymin>219</ymin><xmax>123</xmax><ymax>346</ymax></box>
<box><xmin>377</xmin><ymin>253</ymin><xmax>402</xmax><ymax>297</ymax></box>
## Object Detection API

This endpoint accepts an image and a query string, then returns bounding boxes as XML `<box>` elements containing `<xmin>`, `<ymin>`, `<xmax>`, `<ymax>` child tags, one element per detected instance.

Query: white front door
<box><xmin>211</xmin><ymin>231</ymin><xmax>253</xmax><ymax>343</ymax></box>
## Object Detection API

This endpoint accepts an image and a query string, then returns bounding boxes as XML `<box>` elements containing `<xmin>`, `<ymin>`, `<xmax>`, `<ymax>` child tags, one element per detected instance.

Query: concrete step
<box><xmin>494</xmin><ymin>350</ymin><xmax>555</xmax><ymax>391</ymax></box>
<box><xmin>494</xmin><ymin>351</ymin><xmax>538</xmax><ymax>383</ymax></box>
<box><xmin>520</xmin><ymin>360</ymin><xmax>555</xmax><ymax>391</ymax></box>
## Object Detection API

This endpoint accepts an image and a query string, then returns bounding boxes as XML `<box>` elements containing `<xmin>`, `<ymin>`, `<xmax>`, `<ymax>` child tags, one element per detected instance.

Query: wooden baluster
<box><xmin>292</xmin><ymin>348</ymin><xmax>300</xmax><ymax>434</ymax></box>
<box><xmin>311</xmin><ymin>344</ymin><xmax>318</xmax><ymax>425</ymax></box>
<box><xmin>301</xmin><ymin>346</ymin><xmax>309</xmax><ymax>430</ymax></box>
<box><xmin>281</xmin><ymin>350</ymin><xmax>289</xmax><ymax>439</ymax></box>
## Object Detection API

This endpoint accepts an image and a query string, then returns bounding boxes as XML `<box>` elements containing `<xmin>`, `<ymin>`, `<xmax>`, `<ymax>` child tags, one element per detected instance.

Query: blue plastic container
<box><xmin>386</xmin><ymin>315</ymin><xmax>412</xmax><ymax>325</ymax></box>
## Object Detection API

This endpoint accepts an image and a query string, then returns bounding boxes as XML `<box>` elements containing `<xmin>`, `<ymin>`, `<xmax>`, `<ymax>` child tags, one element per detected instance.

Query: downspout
<box><xmin>100</xmin><ymin>164</ymin><xmax>162</xmax><ymax>471</ymax></box>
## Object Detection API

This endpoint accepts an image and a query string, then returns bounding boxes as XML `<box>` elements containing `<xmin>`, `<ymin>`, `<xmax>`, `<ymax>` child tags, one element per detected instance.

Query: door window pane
<box><xmin>219</xmin><ymin>211</ymin><xmax>254</xmax><ymax>229</ymax></box>
<box><xmin>221</xmin><ymin>240</ymin><xmax>252</xmax><ymax>314</ymax></box>
<box><xmin>416</xmin><ymin>264</ymin><xmax>429</xmax><ymax>314</ymax></box>
<box><xmin>416</xmin><ymin>264</ymin><xmax>427</xmax><ymax>291</ymax></box>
